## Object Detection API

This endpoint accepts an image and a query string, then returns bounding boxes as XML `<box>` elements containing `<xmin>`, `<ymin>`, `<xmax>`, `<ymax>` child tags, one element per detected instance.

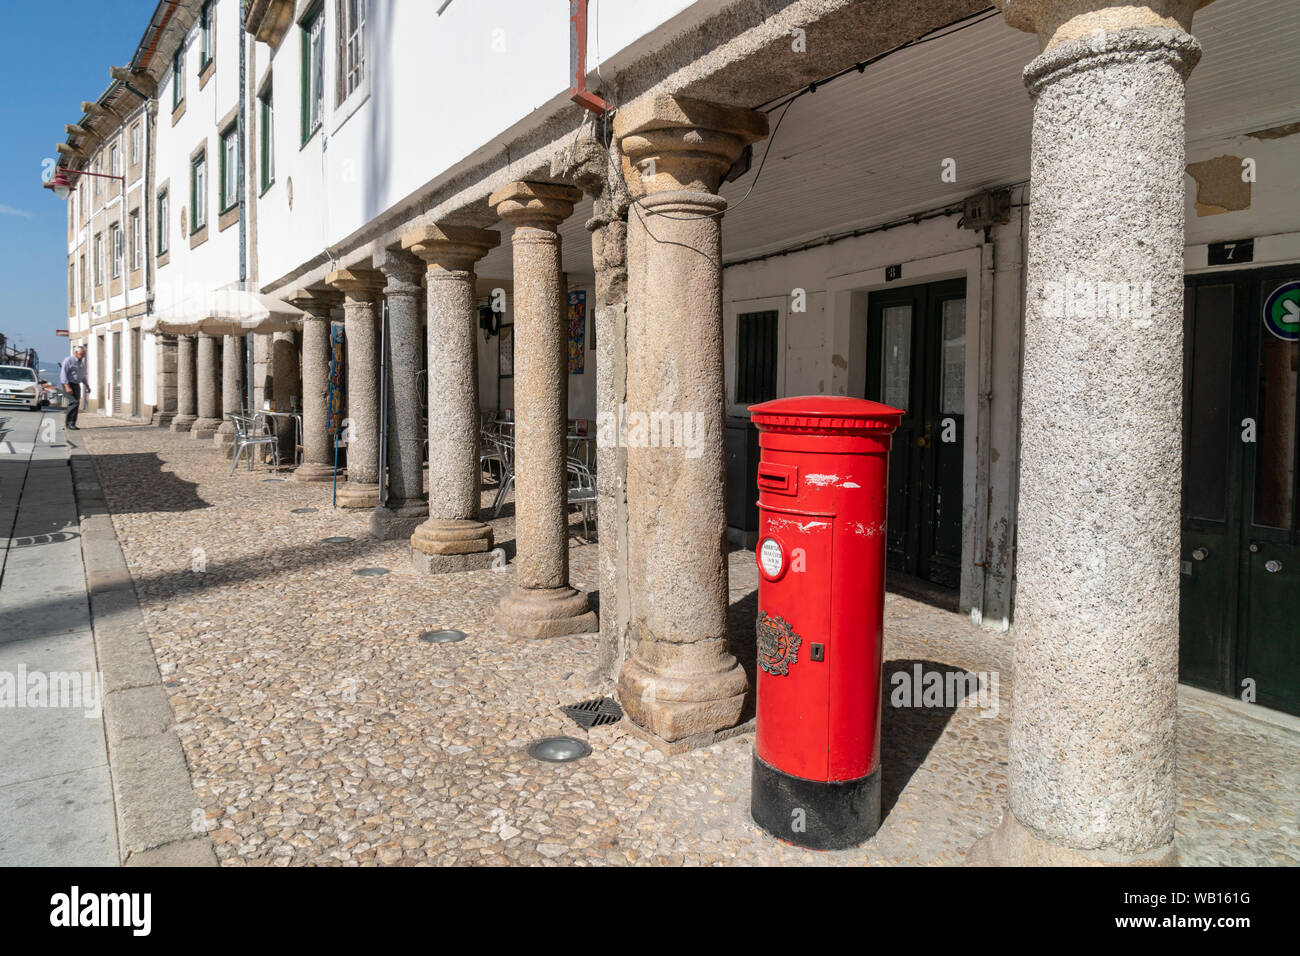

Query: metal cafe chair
<box><xmin>480</xmin><ymin>428</ymin><xmax>507</xmax><ymax>485</ymax></box>
<box><xmin>567</xmin><ymin>457</ymin><xmax>597</xmax><ymax>541</ymax></box>
<box><xmin>489</xmin><ymin>432</ymin><xmax>516</xmax><ymax>518</ymax></box>
<box><xmin>228</xmin><ymin>413</ymin><xmax>281</xmax><ymax>476</ymax></box>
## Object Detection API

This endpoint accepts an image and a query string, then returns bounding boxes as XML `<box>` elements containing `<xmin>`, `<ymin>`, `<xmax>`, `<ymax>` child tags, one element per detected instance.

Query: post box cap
<box><xmin>748</xmin><ymin>395</ymin><xmax>903</xmax><ymax>434</ymax></box>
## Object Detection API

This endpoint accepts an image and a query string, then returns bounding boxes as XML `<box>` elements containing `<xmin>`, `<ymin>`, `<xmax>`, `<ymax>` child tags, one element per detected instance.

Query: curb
<box><xmin>68</xmin><ymin>440</ymin><xmax>217</xmax><ymax>867</ymax></box>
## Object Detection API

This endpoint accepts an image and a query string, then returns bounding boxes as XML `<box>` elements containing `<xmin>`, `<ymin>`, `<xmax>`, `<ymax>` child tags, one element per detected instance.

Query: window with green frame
<box><xmin>157</xmin><ymin>189</ymin><xmax>169</xmax><ymax>255</ymax></box>
<box><xmin>172</xmin><ymin>47</ymin><xmax>185</xmax><ymax>108</ymax></box>
<box><xmin>199</xmin><ymin>1</ymin><xmax>213</xmax><ymax>68</ymax></box>
<box><xmin>219</xmin><ymin>127</ymin><xmax>238</xmax><ymax>212</ymax></box>
<box><xmin>300</xmin><ymin>3</ymin><xmax>325</xmax><ymax>145</ymax></box>
<box><xmin>259</xmin><ymin>88</ymin><xmax>275</xmax><ymax>193</ymax></box>
<box><xmin>191</xmin><ymin>151</ymin><xmax>206</xmax><ymax>233</ymax></box>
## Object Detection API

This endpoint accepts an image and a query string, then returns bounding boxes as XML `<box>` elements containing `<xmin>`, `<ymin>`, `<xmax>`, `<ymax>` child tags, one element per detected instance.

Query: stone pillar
<box><xmin>367</xmin><ymin>250</ymin><xmax>431</xmax><ymax>540</ymax></box>
<box><xmin>401</xmin><ymin>225</ymin><xmax>501</xmax><ymax>572</ymax></box>
<box><xmin>613</xmin><ymin>95</ymin><xmax>767</xmax><ymax>747</ymax></box>
<box><xmin>215</xmin><ymin>333</ymin><xmax>244</xmax><ymax>454</ymax></box>
<box><xmin>971</xmin><ymin>0</ymin><xmax>1212</xmax><ymax>866</ymax></box>
<box><xmin>289</xmin><ymin>289</ymin><xmax>342</xmax><ymax>482</ymax></box>
<box><xmin>251</xmin><ymin>333</ymin><xmax>272</xmax><ymax>413</ymax></box>
<box><xmin>191</xmin><ymin>332</ymin><xmax>223</xmax><ymax>439</ymax></box>
<box><xmin>327</xmin><ymin>268</ymin><xmax>385</xmax><ymax>508</ymax></box>
<box><xmin>271</xmin><ymin>330</ymin><xmax>300</xmax><ymax>464</ymax></box>
<box><xmin>170</xmin><ymin>333</ymin><xmax>197</xmax><ymax>432</ymax></box>
<box><xmin>489</xmin><ymin>182</ymin><xmax>597</xmax><ymax>638</ymax></box>
<box><xmin>153</xmin><ymin>333</ymin><xmax>178</xmax><ymax>427</ymax></box>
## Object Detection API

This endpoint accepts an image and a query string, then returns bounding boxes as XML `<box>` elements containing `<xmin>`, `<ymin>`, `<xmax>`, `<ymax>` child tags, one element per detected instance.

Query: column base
<box><xmin>496</xmin><ymin>585</ymin><xmax>598</xmax><ymax>639</ymax></box>
<box><xmin>369</xmin><ymin>502</ymin><xmax>429</xmax><ymax>541</ymax></box>
<box><xmin>966</xmin><ymin>810</ymin><xmax>1178</xmax><ymax>867</ymax></box>
<box><xmin>617</xmin><ymin>648</ymin><xmax>747</xmax><ymax>744</ymax></box>
<box><xmin>215</xmin><ymin>426</ymin><xmax>236</xmax><ymax>457</ymax></box>
<box><xmin>409</xmin><ymin>517</ymin><xmax>495</xmax><ymax>574</ymax></box>
<box><xmin>336</xmin><ymin>481</ymin><xmax>379</xmax><ymax>509</ymax></box>
<box><xmin>153</xmin><ymin>412</ymin><xmax>175</xmax><ymax>428</ymax></box>
<box><xmin>751</xmin><ymin>755</ymin><xmax>880</xmax><ymax>850</ymax></box>
<box><xmin>293</xmin><ymin>461</ymin><xmax>336</xmax><ymax>483</ymax></box>
<box><xmin>191</xmin><ymin>417</ymin><xmax>222</xmax><ymax>439</ymax></box>
<box><xmin>170</xmin><ymin>414</ymin><xmax>196</xmax><ymax>433</ymax></box>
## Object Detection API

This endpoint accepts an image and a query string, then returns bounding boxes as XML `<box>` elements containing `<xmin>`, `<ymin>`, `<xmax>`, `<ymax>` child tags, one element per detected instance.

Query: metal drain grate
<box><xmin>561</xmin><ymin>697</ymin><xmax>623</xmax><ymax>729</ymax></box>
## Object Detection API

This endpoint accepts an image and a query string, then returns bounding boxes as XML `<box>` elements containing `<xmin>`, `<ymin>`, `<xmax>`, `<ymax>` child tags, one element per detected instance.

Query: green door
<box><xmin>1182</xmin><ymin>266</ymin><xmax>1300</xmax><ymax>715</ymax></box>
<box><xmin>866</xmin><ymin>278</ymin><xmax>966</xmax><ymax>589</ymax></box>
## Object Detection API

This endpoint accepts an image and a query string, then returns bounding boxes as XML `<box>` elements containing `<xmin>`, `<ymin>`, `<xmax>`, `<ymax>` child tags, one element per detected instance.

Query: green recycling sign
<box><xmin>1263</xmin><ymin>280</ymin><xmax>1300</xmax><ymax>342</ymax></box>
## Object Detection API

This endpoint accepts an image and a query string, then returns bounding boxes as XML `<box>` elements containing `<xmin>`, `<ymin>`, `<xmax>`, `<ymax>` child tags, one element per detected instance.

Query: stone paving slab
<box><xmin>0</xmin><ymin>410</ymin><xmax>117</xmax><ymax>866</ymax></box>
<box><xmin>75</xmin><ymin>417</ymin><xmax>1300</xmax><ymax>866</ymax></box>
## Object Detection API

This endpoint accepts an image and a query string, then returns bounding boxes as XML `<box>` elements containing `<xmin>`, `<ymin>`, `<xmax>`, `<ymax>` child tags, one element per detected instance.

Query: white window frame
<box><xmin>221</xmin><ymin>129</ymin><xmax>238</xmax><ymax>211</ymax></box>
<box><xmin>130</xmin><ymin>123</ymin><xmax>140</xmax><ymax>166</ymax></box>
<box><xmin>130</xmin><ymin>210</ymin><xmax>142</xmax><ymax>270</ymax></box>
<box><xmin>110</xmin><ymin>223</ymin><xmax>123</xmax><ymax>279</ymax></box>
<box><xmin>157</xmin><ymin>190</ymin><xmax>169</xmax><ymax>255</ymax></box>
<box><xmin>94</xmin><ymin>234</ymin><xmax>103</xmax><ymax>286</ymax></box>
<box><xmin>192</xmin><ymin>153</ymin><xmax>207</xmax><ymax>232</ymax></box>
<box><xmin>333</xmin><ymin>0</ymin><xmax>371</xmax><ymax>131</ymax></box>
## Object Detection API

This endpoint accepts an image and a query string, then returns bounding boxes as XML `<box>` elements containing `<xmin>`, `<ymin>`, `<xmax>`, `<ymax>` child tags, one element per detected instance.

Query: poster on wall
<box><xmin>567</xmin><ymin>290</ymin><xmax>586</xmax><ymax>374</ymax></box>
<box><xmin>499</xmin><ymin>323</ymin><xmax>514</xmax><ymax>378</ymax></box>
<box><xmin>328</xmin><ymin>324</ymin><xmax>346</xmax><ymax>434</ymax></box>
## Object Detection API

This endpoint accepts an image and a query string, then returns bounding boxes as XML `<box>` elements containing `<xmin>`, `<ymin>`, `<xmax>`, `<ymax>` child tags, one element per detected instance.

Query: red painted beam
<box><xmin>569</xmin><ymin>0</ymin><xmax>610</xmax><ymax>114</ymax></box>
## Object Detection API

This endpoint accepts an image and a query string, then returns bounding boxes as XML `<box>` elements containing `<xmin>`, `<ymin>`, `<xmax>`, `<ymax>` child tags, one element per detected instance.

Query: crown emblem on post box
<box><xmin>757</xmin><ymin>611</ymin><xmax>801</xmax><ymax>677</ymax></box>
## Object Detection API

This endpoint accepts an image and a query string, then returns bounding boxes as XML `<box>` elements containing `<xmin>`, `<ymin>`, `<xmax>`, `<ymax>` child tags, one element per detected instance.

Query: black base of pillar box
<box><xmin>750</xmin><ymin>754</ymin><xmax>880</xmax><ymax>850</ymax></box>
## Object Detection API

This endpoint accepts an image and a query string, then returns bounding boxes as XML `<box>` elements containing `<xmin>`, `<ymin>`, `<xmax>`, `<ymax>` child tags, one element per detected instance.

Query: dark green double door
<box><xmin>1182</xmin><ymin>266</ymin><xmax>1300</xmax><ymax>716</ymax></box>
<box><xmin>866</xmin><ymin>279</ymin><xmax>966</xmax><ymax>589</ymax></box>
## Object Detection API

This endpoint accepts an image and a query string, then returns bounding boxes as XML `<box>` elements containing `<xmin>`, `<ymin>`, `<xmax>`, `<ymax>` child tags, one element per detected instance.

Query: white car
<box><xmin>0</xmin><ymin>365</ymin><xmax>42</xmax><ymax>411</ymax></box>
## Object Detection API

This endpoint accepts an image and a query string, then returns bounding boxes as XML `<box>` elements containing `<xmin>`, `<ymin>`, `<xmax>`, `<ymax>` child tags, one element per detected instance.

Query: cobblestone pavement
<box><xmin>75</xmin><ymin>418</ymin><xmax>1299</xmax><ymax>865</ymax></box>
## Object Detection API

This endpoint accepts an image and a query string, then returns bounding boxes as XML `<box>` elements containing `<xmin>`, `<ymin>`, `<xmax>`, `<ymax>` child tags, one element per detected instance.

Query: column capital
<box><xmin>374</xmin><ymin>248</ymin><xmax>425</xmax><ymax>291</ymax></box>
<box><xmin>288</xmin><ymin>287</ymin><xmax>342</xmax><ymax>318</ymax></box>
<box><xmin>996</xmin><ymin>0</ymin><xmax>1214</xmax><ymax>52</ymax></box>
<box><xmin>401</xmin><ymin>223</ymin><xmax>501</xmax><ymax>272</ymax></box>
<box><xmin>326</xmin><ymin>267</ymin><xmax>386</xmax><ymax>302</ymax></box>
<box><xmin>614</xmin><ymin>94</ymin><xmax>768</xmax><ymax>198</ymax></box>
<box><xmin>488</xmin><ymin>181</ymin><xmax>583</xmax><ymax>231</ymax></box>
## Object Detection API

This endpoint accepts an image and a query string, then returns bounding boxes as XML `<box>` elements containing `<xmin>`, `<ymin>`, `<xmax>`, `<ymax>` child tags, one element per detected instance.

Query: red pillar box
<box><xmin>748</xmin><ymin>396</ymin><xmax>903</xmax><ymax>850</ymax></box>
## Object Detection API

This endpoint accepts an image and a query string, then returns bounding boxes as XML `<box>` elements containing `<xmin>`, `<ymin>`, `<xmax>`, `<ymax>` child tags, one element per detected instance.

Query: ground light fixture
<box><xmin>527</xmin><ymin>737</ymin><xmax>591</xmax><ymax>763</ymax></box>
<box><xmin>419</xmin><ymin>629</ymin><xmax>467</xmax><ymax>644</ymax></box>
<box><xmin>290</xmin><ymin>507</ymin><xmax>317</xmax><ymax>514</ymax></box>
<box><xmin>353</xmin><ymin>567</ymin><xmax>389</xmax><ymax>576</ymax></box>
<box><xmin>322</xmin><ymin>536</ymin><xmax>352</xmax><ymax>544</ymax></box>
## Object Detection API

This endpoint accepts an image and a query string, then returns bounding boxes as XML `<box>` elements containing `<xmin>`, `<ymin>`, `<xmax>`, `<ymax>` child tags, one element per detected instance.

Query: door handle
<box><xmin>1265</xmin><ymin>559</ymin><xmax>1283</xmax><ymax>573</ymax></box>
<box><xmin>1192</xmin><ymin>547</ymin><xmax>1208</xmax><ymax>561</ymax></box>
<box><xmin>916</xmin><ymin>434</ymin><xmax>930</xmax><ymax>448</ymax></box>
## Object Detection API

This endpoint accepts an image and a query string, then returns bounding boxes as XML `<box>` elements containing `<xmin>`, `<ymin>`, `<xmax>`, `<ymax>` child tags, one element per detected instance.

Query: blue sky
<box><xmin>0</xmin><ymin>2</ymin><xmax>155</xmax><ymax>365</ymax></box>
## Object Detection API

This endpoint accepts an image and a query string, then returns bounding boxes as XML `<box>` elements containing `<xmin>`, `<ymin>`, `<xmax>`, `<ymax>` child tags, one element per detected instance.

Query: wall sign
<box><xmin>1262</xmin><ymin>280</ymin><xmax>1300</xmax><ymax>342</ymax></box>
<box><xmin>885</xmin><ymin>264</ymin><xmax>902</xmax><ymax>282</ymax></box>
<box><xmin>1208</xmin><ymin>238</ymin><xmax>1254</xmax><ymax>266</ymax></box>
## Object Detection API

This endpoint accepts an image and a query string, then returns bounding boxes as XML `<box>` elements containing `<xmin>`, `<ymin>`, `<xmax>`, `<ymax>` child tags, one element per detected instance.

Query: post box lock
<box><xmin>810</xmin><ymin>643</ymin><xmax>825</xmax><ymax>662</ymax></box>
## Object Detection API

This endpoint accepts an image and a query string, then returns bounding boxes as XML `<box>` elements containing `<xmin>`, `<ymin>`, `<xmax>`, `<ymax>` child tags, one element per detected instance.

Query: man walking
<box><xmin>60</xmin><ymin>344</ymin><xmax>87</xmax><ymax>430</ymax></box>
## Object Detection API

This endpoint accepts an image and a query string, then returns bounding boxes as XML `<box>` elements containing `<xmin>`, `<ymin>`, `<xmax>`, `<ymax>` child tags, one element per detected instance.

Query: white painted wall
<box><xmin>255</xmin><ymin>0</ymin><xmax>711</xmax><ymax>287</ymax></box>
<box><xmin>152</xmin><ymin>0</ymin><xmax>245</xmax><ymax>315</ymax></box>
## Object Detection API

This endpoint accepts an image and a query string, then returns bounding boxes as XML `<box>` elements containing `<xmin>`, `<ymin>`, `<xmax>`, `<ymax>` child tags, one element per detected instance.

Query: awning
<box><xmin>143</xmin><ymin>289</ymin><xmax>305</xmax><ymax>336</ymax></box>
